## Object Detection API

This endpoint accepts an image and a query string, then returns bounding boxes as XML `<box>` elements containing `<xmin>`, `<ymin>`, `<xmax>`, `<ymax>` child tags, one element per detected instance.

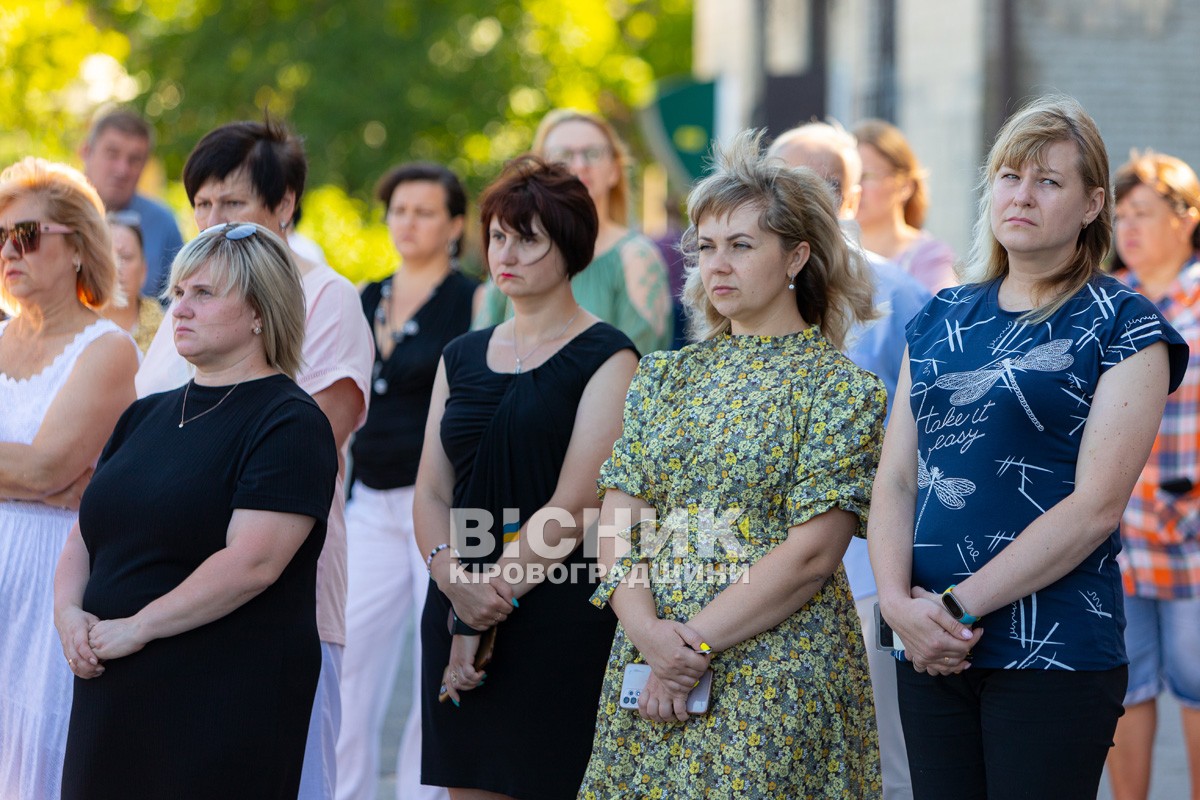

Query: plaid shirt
<box><xmin>1118</xmin><ymin>260</ymin><xmax>1200</xmax><ymax>599</ymax></box>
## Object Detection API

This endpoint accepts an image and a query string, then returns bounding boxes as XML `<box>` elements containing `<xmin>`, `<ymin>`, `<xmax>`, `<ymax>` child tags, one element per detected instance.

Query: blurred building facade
<box><xmin>693</xmin><ymin>0</ymin><xmax>1199</xmax><ymax>258</ymax></box>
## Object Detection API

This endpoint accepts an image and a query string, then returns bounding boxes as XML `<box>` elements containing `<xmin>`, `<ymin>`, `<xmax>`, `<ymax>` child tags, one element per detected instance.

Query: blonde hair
<box><xmin>532</xmin><ymin>109</ymin><xmax>630</xmax><ymax>225</ymax></box>
<box><xmin>962</xmin><ymin>95</ymin><xmax>1111</xmax><ymax>323</ymax></box>
<box><xmin>166</xmin><ymin>223</ymin><xmax>306</xmax><ymax>377</ymax></box>
<box><xmin>680</xmin><ymin>130</ymin><xmax>877</xmax><ymax>350</ymax></box>
<box><xmin>853</xmin><ymin>118</ymin><xmax>929</xmax><ymax>228</ymax></box>
<box><xmin>0</xmin><ymin>158</ymin><xmax>116</xmax><ymax>316</ymax></box>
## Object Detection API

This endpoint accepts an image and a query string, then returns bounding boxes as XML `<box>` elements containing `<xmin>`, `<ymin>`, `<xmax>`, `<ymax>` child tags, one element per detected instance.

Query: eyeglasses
<box><xmin>546</xmin><ymin>146</ymin><xmax>611</xmax><ymax>166</ymax></box>
<box><xmin>0</xmin><ymin>220</ymin><xmax>74</xmax><ymax>257</ymax></box>
<box><xmin>200</xmin><ymin>222</ymin><xmax>258</xmax><ymax>241</ymax></box>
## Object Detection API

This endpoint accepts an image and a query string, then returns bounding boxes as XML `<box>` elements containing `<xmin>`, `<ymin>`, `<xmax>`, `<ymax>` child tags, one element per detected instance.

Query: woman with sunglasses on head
<box><xmin>414</xmin><ymin>156</ymin><xmax>637</xmax><ymax>799</ymax></box>
<box><xmin>0</xmin><ymin>158</ymin><xmax>138</xmax><ymax>799</ymax></box>
<box><xmin>55</xmin><ymin>223</ymin><xmax>338</xmax><ymax>799</ymax></box>
<box><xmin>475</xmin><ymin>109</ymin><xmax>673</xmax><ymax>354</ymax></box>
<box><xmin>102</xmin><ymin>211</ymin><xmax>164</xmax><ymax>353</ymax></box>
<box><xmin>136</xmin><ymin>119</ymin><xmax>374</xmax><ymax>800</ymax></box>
<box><xmin>336</xmin><ymin>163</ymin><xmax>476</xmax><ymax>800</ymax></box>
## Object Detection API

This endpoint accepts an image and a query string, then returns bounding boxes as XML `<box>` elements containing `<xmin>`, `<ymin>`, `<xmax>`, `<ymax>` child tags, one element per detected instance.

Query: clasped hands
<box><xmin>56</xmin><ymin>606</ymin><xmax>148</xmax><ymax>680</ymax></box>
<box><xmin>440</xmin><ymin>562</ymin><xmax>515</xmax><ymax>630</ymax></box>
<box><xmin>885</xmin><ymin>587</ymin><xmax>984</xmax><ymax>676</ymax></box>
<box><xmin>627</xmin><ymin>618</ymin><xmax>711</xmax><ymax>723</ymax></box>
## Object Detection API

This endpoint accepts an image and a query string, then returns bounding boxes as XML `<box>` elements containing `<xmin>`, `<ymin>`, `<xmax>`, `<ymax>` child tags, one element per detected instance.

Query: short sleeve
<box><xmin>1097</xmin><ymin>285</ymin><xmax>1189</xmax><ymax>392</ymax></box>
<box><xmin>614</xmin><ymin>236</ymin><xmax>674</xmax><ymax>355</ymax></box>
<box><xmin>588</xmin><ymin>519</ymin><xmax>654</xmax><ymax>609</ymax></box>
<box><xmin>232</xmin><ymin>397</ymin><xmax>338</xmax><ymax>522</ymax></box>
<box><xmin>296</xmin><ymin>270</ymin><xmax>375</xmax><ymax>431</ymax></box>
<box><xmin>784</xmin><ymin>363</ymin><xmax>886</xmax><ymax>538</ymax></box>
<box><xmin>597</xmin><ymin>352</ymin><xmax>673</xmax><ymax>501</ymax></box>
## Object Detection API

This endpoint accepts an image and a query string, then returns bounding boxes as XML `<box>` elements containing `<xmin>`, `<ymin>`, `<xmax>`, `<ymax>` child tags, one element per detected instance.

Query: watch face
<box><xmin>943</xmin><ymin>592</ymin><xmax>965</xmax><ymax>619</ymax></box>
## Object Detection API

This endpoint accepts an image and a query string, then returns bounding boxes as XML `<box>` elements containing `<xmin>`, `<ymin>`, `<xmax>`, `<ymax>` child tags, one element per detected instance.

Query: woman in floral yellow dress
<box><xmin>578</xmin><ymin>131</ymin><xmax>887</xmax><ymax>799</ymax></box>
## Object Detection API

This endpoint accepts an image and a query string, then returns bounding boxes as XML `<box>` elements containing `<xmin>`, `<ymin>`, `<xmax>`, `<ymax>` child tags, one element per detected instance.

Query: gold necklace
<box><xmin>512</xmin><ymin>307</ymin><xmax>580</xmax><ymax>374</ymax></box>
<box><xmin>178</xmin><ymin>380</ymin><xmax>240</xmax><ymax>428</ymax></box>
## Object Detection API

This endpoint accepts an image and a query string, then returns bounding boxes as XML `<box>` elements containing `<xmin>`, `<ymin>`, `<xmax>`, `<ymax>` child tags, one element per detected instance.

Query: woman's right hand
<box><xmin>883</xmin><ymin>590</ymin><xmax>981</xmax><ymax>675</ymax></box>
<box><xmin>626</xmin><ymin>618</ymin><xmax>710</xmax><ymax>694</ymax></box>
<box><xmin>55</xmin><ymin>605</ymin><xmax>104</xmax><ymax>680</ymax></box>
<box><xmin>438</xmin><ymin>563</ymin><xmax>514</xmax><ymax>630</ymax></box>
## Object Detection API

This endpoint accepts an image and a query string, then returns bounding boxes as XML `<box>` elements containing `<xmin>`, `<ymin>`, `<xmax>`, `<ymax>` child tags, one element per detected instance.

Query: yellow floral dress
<box><xmin>578</xmin><ymin>328</ymin><xmax>886</xmax><ymax>800</ymax></box>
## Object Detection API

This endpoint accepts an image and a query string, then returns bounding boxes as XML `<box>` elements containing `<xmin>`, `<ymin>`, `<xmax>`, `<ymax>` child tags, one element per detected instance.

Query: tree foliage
<box><xmin>92</xmin><ymin>0</ymin><xmax>692</xmax><ymax>198</ymax></box>
<box><xmin>3</xmin><ymin>0</ymin><xmax>692</xmax><ymax>283</ymax></box>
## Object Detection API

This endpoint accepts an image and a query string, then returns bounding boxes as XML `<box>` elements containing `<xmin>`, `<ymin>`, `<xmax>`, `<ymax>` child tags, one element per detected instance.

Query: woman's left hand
<box><xmin>440</xmin><ymin>634</ymin><xmax>486</xmax><ymax>705</ymax></box>
<box><xmin>88</xmin><ymin>617</ymin><xmax>149</xmax><ymax>660</ymax></box>
<box><xmin>638</xmin><ymin>670</ymin><xmax>691</xmax><ymax>723</ymax></box>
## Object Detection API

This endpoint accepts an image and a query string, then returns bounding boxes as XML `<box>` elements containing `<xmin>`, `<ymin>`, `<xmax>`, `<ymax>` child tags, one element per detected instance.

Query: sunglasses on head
<box><xmin>200</xmin><ymin>222</ymin><xmax>259</xmax><ymax>241</ymax></box>
<box><xmin>0</xmin><ymin>220</ymin><xmax>74</xmax><ymax>256</ymax></box>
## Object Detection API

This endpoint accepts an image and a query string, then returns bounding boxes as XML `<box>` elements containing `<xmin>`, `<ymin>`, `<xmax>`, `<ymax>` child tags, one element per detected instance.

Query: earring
<box><xmin>787</xmin><ymin>277</ymin><xmax>796</xmax><ymax>291</ymax></box>
<box><xmin>280</xmin><ymin>220</ymin><xmax>289</xmax><ymax>232</ymax></box>
<box><xmin>253</xmin><ymin>325</ymin><xmax>263</xmax><ymax>335</ymax></box>
<box><xmin>74</xmin><ymin>259</ymin><xmax>82</xmax><ymax>274</ymax></box>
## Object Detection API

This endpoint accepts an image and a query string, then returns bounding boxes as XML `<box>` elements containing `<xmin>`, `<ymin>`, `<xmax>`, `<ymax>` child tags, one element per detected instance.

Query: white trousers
<box><xmin>856</xmin><ymin>594</ymin><xmax>913</xmax><ymax>800</ymax></box>
<box><xmin>300</xmin><ymin>642</ymin><xmax>344</xmax><ymax>800</ymax></box>
<box><xmin>335</xmin><ymin>483</ymin><xmax>448</xmax><ymax>800</ymax></box>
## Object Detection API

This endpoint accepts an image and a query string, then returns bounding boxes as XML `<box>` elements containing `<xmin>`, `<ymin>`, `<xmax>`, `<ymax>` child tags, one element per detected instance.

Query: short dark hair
<box><xmin>375</xmin><ymin>162</ymin><xmax>468</xmax><ymax>256</ymax></box>
<box><xmin>182</xmin><ymin>119</ymin><xmax>307</xmax><ymax>219</ymax></box>
<box><xmin>88</xmin><ymin>107</ymin><xmax>154</xmax><ymax>148</ymax></box>
<box><xmin>477</xmin><ymin>155</ymin><xmax>597</xmax><ymax>278</ymax></box>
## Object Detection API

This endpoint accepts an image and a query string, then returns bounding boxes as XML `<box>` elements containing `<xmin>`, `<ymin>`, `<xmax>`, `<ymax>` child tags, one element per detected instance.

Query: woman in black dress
<box><xmin>53</xmin><ymin>222</ymin><xmax>338</xmax><ymax>799</ymax></box>
<box><xmin>413</xmin><ymin>156</ymin><xmax>638</xmax><ymax>799</ymax></box>
<box><xmin>338</xmin><ymin>163</ymin><xmax>477</xmax><ymax>799</ymax></box>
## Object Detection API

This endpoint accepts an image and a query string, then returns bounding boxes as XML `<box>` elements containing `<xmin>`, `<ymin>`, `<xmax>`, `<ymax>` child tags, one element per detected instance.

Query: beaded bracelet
<box><xmin>426</xmin><ymin>543</ymin><xmax>451</xmax><ymax>576</ymax></box>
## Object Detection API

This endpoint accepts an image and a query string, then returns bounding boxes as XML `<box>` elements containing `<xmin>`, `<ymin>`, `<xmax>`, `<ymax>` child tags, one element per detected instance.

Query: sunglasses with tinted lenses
<box><xmin>0</xmin><ymin>220</ymin><xmax>74</xmax><ymax>256</ymax></box>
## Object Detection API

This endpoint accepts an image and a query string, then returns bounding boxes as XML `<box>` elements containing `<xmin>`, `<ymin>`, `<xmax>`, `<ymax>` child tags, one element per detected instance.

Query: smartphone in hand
<box><xmin>619</xmin><ymin>663</ymin><xmax>713</xmax><ymax>715</ymax></box>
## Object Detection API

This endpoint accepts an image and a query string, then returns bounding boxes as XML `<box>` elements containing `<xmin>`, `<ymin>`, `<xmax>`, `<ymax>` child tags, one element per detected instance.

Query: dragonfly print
<box><xmin>932</xmin><ymin>338</ymin><xmax>1074</xmax><ymax>431</ymax></box>
<box><xmin>915</xmin><ymin>451</ymin><xmax>977</xmax><ymax>537</ymax></box>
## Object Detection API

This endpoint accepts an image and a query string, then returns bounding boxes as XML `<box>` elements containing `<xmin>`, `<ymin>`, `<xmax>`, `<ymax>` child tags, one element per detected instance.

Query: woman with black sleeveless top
<box><xmin>414</xmin><ymin>156</ymin><xmax>637</xmax><ymax>799</ymax></box>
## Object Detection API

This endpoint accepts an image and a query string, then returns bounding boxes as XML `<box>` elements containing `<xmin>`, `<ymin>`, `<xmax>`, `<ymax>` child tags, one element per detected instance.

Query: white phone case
<box><xmin>619</xmin><ymin>663</ymin><xmax>713</xmax><ymax>714</ymax></box>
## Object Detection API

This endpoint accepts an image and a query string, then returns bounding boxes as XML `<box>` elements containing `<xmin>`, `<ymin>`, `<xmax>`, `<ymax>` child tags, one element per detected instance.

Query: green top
<box><xmin>473</xmin><ymin>230</ymin><xmax>673</xmax><ymax>355</ymax></box>
<box><xmin>578</xmin><ymin>328</ymin><xmax>887</xmax><ymax>799</ymax></box>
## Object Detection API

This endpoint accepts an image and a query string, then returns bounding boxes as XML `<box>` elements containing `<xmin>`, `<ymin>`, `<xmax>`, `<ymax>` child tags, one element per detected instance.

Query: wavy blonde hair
<box><xmin>680</xmin><ymin>130</ymin><xmax>877</xmax><ymax>350</ymax></box>
<box><xmin>962</xmin><ymin>95</ymin><xmax>1111</xmax><ymax>322</ymax></box>
<box><xmin>0</xmin><ymin>158</ymin><xmax>115</xmax><ymax>316</ymax></box>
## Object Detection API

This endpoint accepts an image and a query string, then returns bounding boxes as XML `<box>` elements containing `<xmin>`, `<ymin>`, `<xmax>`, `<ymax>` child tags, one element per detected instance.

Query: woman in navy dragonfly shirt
<box><xmin>868</xmin><ymin>95</ymin><xmax>1189</xmax><ymax>799</ymax></box>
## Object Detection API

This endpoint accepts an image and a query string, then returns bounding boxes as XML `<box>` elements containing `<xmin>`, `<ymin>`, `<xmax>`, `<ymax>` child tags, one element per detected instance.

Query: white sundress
<box><xmin>0</xmin><ymin>317</ymin><xmax>128</xmax><ymax>800</ymax></box>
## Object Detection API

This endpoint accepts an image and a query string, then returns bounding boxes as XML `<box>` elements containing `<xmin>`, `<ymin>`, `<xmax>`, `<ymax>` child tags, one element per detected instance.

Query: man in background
<box><xmin>80</xmin><ymin>107</ymin><xmax>184</xmax><ymax>298</ymax></box>
<box><xmin>770</xmin><ymin>120</ymin><xmax>932</xmax><ymax>800</ymax></box>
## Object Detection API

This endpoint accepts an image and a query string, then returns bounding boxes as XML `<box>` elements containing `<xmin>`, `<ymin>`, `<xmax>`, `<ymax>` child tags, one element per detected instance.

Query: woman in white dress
<box><xmin>0</xmin><ymin>158</ymin><xmax>138</xmax><ymax>798</ymax></box>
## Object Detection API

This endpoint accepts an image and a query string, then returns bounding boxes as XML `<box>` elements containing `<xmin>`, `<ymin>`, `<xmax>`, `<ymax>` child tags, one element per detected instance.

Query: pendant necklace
<box><xmin>178</xmin><ymin>380</ymin><xmax>240</xmax><ymax>428</ymax></box>
<box><xmin>512</xmin><ymin>307</ymin><xmax>580</xmax><ymax>374</ymax></box>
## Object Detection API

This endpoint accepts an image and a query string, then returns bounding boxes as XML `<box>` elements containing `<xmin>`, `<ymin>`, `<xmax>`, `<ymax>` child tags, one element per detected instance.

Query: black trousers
<box><xmin>895</xmin><ymin>662</ymin><xmax>1127</xmax><ymax>800</ymax></box>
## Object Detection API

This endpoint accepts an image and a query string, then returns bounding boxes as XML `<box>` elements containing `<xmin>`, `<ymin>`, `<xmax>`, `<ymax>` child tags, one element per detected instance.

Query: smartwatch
<box><xmin>941</xmin><ymin>585</ymin><xmax>979</xmax><ymax>625</ymax></box>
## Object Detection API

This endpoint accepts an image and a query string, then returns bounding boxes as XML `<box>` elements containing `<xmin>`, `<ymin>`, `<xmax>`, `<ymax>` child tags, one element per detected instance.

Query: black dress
<box><xmin>61</xmin><ymin>375</ymin><xmax>338</xmax><ymax>800</ymax></box>
<box><xmin>421</xmin><ymin>323</ymin><xmax>635</xmax><ymax>800</ymax></box>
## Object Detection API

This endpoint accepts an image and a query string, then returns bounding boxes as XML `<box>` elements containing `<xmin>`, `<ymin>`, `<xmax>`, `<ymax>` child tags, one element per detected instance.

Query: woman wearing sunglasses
<box><xmin>0</xmin><ymin>158</ymin><xmax>138</xmax><ymax>799</ymax></box>
<box><xmin>415</xmin><ymin>156</ymin><xmax>637</xmax><ymax>799</ymax></box>
<box><xmin>136</xmin><ymin>119</ymin><xmax>374</xmax><ymax>799</ymax></box>
<box><xmin>475</xmin><ymin>109</ymin><xmax>673</xmax><ymax>355</ymax></box>
<box><xmin>55</xmin><ymin>223</ymin><xmax>338</xmax><ymax>799</ymax></box>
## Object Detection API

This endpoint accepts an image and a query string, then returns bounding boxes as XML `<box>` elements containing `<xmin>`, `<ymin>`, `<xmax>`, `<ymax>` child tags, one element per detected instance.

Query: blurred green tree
<box><xmin>3</xmin><ymin>0</ymin><xmax>692</xmax><ymax>283</ymax></box>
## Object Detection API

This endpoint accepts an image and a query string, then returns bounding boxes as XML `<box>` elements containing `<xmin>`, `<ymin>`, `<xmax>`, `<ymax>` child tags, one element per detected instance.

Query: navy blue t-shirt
<box><xmin>904</xmin><ymin>275</ymin><xmax>1188</xmax><ymax>670</ymax></box>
